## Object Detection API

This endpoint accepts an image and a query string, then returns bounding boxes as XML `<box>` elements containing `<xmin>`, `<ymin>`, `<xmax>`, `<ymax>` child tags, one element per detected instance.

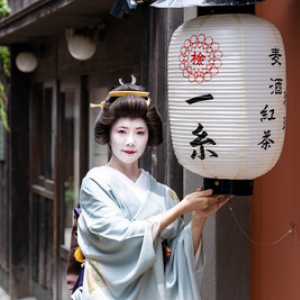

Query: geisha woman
<box><xmin>74</xmin><ymin>79</ymin><xmax>230</xmax><ymax>300</ymax></box>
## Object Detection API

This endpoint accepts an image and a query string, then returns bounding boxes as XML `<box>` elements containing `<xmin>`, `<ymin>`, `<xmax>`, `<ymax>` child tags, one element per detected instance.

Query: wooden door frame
<box><xmin>53</xmin><ymin>75</ymin><xmax>89</xmax><ymax>300</ymax></box>
<box><xmin>29</xmin><ymin>80</ymin><xmax>56</xmax><ymax>299</ymax></box>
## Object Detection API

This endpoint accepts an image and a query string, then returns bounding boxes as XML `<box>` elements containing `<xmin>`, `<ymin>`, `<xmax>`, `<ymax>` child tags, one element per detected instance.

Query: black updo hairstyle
<box><xmin>94</xmin><ymin>83</ymin><xmax>163</xmax><ymax>146</ymax></box>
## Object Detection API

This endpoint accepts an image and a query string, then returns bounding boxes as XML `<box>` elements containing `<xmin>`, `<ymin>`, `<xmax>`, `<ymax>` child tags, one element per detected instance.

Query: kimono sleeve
<box><xmin>77</xmin><ymin>176</ymin><xmax>159</xmax><ymax>296</ymax></box>
<box><xmin>163</xmin><ymin>187</ymin><xmax>205</xmax><ymax>300</ymax></box>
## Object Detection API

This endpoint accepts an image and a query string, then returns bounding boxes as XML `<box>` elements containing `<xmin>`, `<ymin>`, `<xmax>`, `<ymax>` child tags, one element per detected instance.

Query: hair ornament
<box><xmin>109</xmin><ymin>90</ymin><xmax>151</xmax><ymax>107</ymax></box>
<box><xmin>131</xmin><ymin>74</ymin><xmax>137</xmax><ymax>84</ymax></box>
<box><xmin>145</xmin><ymin>98</ymin><xmax>151</xmax><ymax>107</ymax></box>
<box><xmin>109</xmin><ymin>91</ymin><xmax>149</xmax><ymax>98</ymax></box>
<box><xmin>118</xmin><ymin>74</ymin><xmax>137</xmax><ymax>86</ymax></box>
<box><xmin>90</xmin><ymin>75</ymin><xmax>151</xmax><ymax>110</ymax></box>
<box><xmin>90</xmin><ymin>101</ymin><xmax>106</xmax><ymax>109</ymax></box>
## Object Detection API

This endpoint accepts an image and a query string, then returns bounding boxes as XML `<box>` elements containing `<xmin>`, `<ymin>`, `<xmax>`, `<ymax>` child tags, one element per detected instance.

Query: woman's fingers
<box><xmin>184</xmin><ymin>189</ymin><xmax>232</xmax><ymax>212</ymax></box>
<box><xmin>207</xmin><ymin>194</ymin><xmax>224</xmax><ymax>203</ymax></box>
<box><xmin>216</xmin><ymin>195</ymin><xmax>232</xmax><ymax>208</ymax></box>
<box><xmin>203</xmin><ymin>189</ymin><xmax>213</xmax><ymax>196</ymax></box>
<box><xmin>196</xmin><ymin>194</ymin><xmax>231</xmax><ymax>210</ymax></box>
<box><xmin>196</xmin><ymin>186</ymin><xmax>204</xmax><ymax>192</ymax></box>
<box><xmin>195</xmin><ymin>189</ymin><xmax>213</xmax><ymax>197</ymax></box>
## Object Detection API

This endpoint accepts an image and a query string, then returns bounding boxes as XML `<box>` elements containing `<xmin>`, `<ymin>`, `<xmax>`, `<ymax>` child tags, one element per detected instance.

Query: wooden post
<box><xmin>79</xmin><ymin>75</ymin><xmax>89</xmax><ymax>181</ymax></box>
<box><xmin>9</xmin><ymin>45</ymin><xmax>31</xmax><ymax>299</ymax></box>
<box><xmin>140</xmin><ymin>6</ymin><xmax>184</xmax><ymax>198</ymax></box>
<box><xmin>0</xmin><ymin>102</ymin><xmax>9</xmax><ymax>292</ymax></box>
<box><xmin>53</xmin><ymin>79</ymin><xmax>64</xmax><ymax>300</ymax></box>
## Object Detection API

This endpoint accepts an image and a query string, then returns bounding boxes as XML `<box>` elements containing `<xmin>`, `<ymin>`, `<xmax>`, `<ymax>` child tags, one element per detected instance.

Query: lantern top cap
<box><xmin>151</xmin><ymin>0</ymin><xmax>265</xmax><ymax>8</ymax></box>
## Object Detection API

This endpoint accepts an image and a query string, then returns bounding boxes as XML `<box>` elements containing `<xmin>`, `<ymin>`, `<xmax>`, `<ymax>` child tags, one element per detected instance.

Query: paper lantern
<box><xmin>15</xmin><ymin>52</ymin><xmax>38</xmax><ymax>73</ymax></box>
<box><xmin>168</xmin><ymin>14</ymin><xmax>286</xmax><ymax>195</ymax></box>
<box><xmin>66</xmin><ymin>29</ymin><xmax>97</xmax><ymax>61</ymax></box>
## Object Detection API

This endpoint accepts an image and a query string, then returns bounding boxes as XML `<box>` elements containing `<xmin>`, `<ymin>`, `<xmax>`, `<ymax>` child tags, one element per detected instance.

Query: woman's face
<box><xmin>110</xmin><ymin>118</ymin><xmax>149</xmax><ymax>165</ymax></box>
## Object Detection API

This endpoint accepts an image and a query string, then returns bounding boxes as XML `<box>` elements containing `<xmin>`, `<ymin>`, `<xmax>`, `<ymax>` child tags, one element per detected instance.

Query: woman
<box><xmin>76</xmin><ymin>82</ymin><xmax>230</xmax><ymax>300</ymax></box>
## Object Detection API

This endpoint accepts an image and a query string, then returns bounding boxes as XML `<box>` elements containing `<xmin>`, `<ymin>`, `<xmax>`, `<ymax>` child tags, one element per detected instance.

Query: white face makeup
<box><xmin>110</xmin><ymin>118</ymin><xmax>149</xmax><ymax>165</ymax></box>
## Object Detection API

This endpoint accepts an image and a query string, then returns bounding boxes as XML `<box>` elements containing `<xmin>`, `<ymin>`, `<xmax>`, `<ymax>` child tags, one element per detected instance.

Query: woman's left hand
<box><xmin>193</xmin><ymin>187</ymin><xmax>232</xmax><ymax>220</ymax></box>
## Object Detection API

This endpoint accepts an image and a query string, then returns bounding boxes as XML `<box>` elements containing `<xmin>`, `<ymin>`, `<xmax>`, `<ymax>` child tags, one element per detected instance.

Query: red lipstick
<box><xmin>124</xmin><ymin>150</ymin><xmax>136</xmax><ymax>154</ymax></box>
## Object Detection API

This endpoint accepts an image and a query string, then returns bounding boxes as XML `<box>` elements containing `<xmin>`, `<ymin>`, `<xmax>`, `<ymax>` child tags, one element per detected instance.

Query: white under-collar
<box><xmin>101</xmin><ymin>166</ymin><xmax>148</xmax><ymax>204</ymax></box>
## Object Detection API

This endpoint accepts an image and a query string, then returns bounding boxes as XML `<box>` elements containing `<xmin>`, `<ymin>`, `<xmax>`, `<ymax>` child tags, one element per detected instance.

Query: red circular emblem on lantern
<box><xmin>179</xmin><ymin>34</ymin><xmax>223</xmax><ymax>84</ymax></box>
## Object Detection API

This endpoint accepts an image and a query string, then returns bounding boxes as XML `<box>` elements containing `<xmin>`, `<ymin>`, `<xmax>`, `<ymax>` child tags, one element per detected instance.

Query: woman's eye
<box><xmin>118</xmin><ymin>130</ymin><xmax>126</xmax><ymax>134</ymax></box>
<box><xmin>137</xmin><ymin>131</ymin><xmax>145</xmax><ymax>135</ymax></box>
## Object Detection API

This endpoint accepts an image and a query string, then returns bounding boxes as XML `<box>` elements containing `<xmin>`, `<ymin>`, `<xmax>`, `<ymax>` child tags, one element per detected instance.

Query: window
<box><xmin>61</xmin><ymin>89</ymin><xmax>80</xmax><ymax>248</ymax></box>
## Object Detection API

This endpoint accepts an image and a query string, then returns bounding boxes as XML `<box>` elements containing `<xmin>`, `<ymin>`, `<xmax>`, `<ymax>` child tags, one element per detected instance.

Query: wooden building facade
<box><xmin>1</xmin><ymin>1</ymin><xmax>299</xmax><ymax>300</ymax></box>
<box><xmin>0</xmin><ymin>1</ymin><xmax>184</xmax><ymax>299</ymax></box>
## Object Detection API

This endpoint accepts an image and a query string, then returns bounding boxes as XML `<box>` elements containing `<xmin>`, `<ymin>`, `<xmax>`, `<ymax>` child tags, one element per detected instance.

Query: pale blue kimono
<box><xmin>77</xmin><ymin>166</ymin><xmax>204</xmax><ymax>300</ymax></box>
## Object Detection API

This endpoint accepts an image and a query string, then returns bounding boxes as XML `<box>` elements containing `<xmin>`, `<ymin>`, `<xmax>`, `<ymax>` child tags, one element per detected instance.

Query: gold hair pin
<box><xmin>90</xmin><ymin>101</ymin><xmax>106</xmax><ymax>109</ymax></box>
<box><xmin>90</xmin><ymin>91</ymin><xmax>151</xmax><ymax>109</ymax></box>
<box><xmin>110</xmin><ymin>91</ymin><xmax>151</xmax><ymax>107</ymax></box>
<box><xmin>109</xmin><ymin>91</ymin><xmax>149</xmax><ymax>98</ymax></box>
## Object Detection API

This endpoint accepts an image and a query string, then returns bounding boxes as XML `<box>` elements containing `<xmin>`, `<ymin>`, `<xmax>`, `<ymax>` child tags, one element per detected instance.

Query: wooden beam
<box><xmin>9</xmin><ymin>45</ymin><xmax>31</xmax><ymax>300</ymax></box>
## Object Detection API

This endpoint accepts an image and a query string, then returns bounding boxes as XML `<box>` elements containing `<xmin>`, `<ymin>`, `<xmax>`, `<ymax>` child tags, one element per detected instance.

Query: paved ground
<box><xmin>0</xmin><ymin>288</ymin><xmax>9</xmax><ymax>300</ymax></box>
<box><xmin>0</xmin><ymin>287</ymin><xmax>37</xmax><ymax>300</ymax></box>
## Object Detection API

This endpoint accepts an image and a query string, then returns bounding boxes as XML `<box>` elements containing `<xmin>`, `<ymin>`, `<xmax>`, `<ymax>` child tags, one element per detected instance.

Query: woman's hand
<box><xmin>192</xmin><ymin>187</ymin><xmax>232</xmax><ymax>220</ymax></box>
<box><xmin>181</xmin><ymin>187</ymin><xmax>230</xmax><ymax>215</ymax></box>
<box><xmin>158</xmin><ymin>187</ymin><xmax>232</xmax><ymax>247</ymax></box>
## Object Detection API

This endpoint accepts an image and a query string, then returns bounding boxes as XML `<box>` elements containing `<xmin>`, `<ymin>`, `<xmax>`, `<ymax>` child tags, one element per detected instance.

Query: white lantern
<box><xmin>66</xmin><ymin>29</ymin><xmax>97</xmax><ymax>61</ymax></box>
<box><xmin>15</xmin><ymin>52</ymin><xmax>38</xmax><ymax>73</ymax></box>
<box><xmin>168</xmin><ymin>14</ymin><xmax>286</xmax><ymax>195</ymax></box>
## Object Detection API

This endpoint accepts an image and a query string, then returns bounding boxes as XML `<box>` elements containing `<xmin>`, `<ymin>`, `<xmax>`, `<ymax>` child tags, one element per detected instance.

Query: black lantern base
<box><xmin>203</xmin><ymin>178</ymin><xmax>253</xmax><ymax>196</ymax></box>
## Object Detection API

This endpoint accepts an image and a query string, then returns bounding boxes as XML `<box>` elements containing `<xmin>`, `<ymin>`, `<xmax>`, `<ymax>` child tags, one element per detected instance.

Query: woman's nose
<box><xmin>126</xmin><ymin>134</ymin><xmax>135</xmax><ymax>146</ymax></box>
